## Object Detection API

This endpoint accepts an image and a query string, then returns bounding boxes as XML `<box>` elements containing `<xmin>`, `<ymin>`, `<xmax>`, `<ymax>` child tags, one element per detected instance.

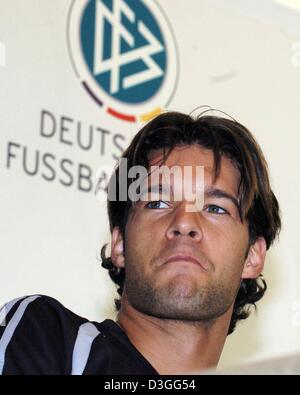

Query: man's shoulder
<box><xmin>0</xmin><ymin>294</ymin><xmax>87</xmax><ymax>332</ymax></box>
<box><xmin>0</xmin><ymin>294</ymin><xmax>90</xmax><ymax>374</ymax></box>
<box><xmin>0</xmin><ymin>295</ymin><xmax>158</xmax><ymax>375</ymax></box>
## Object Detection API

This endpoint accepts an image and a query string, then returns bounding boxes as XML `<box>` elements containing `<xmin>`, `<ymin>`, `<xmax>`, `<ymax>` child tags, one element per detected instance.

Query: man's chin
<box><xmin>166</xmin><ymin>276</ymin><xmax>200</xmax><ymax>300</ymax></box>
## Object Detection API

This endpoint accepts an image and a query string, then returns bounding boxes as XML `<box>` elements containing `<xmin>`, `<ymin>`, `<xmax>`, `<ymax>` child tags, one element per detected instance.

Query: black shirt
<box><xmin>0</xmin><ymin>295</ymin><xmax>158</xmax><ymax>375</ymax></box>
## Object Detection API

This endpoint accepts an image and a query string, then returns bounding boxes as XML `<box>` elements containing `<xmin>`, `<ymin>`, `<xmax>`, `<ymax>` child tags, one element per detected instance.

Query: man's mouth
<box><xmin>163</xmin><ymin>254</ymin><xmax>208</xmax><ymax>271</ymax></box>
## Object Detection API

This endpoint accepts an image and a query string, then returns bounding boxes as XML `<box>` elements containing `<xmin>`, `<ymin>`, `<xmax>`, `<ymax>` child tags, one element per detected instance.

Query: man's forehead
<box><xmin>148</xmin><ymin>146</ymin><xmax>240</xmax><ymax>190</ymax></box>
<box><xmin>148</xmin><ymin>145</ymin><xmax>214</xmax><ymax>168</ymax></box>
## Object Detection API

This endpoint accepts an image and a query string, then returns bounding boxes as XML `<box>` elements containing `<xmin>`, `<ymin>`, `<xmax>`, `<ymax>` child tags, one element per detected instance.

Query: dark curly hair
<box><xmin>100</xmin><ymin>111</ymin><xmax>281</xmax><ymax>335</ymax></box>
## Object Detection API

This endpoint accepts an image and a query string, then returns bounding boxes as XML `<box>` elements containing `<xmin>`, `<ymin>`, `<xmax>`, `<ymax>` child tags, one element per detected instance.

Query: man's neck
<box><xmin>116</xmin><ymin>299</ymin><xmax>231</xmax><ymax>375</ymax></box>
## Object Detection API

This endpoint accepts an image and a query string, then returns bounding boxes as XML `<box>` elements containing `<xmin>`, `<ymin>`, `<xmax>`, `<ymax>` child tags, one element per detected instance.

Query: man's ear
<box><xmin>111</xmin><ymin>227</ymin><xmax>125</xmax><ymax>268</ymax></box>
<box><xmin>241</xmin><ymin>237</ymin><xmax>267</xmax><ymax>279</ymax></box>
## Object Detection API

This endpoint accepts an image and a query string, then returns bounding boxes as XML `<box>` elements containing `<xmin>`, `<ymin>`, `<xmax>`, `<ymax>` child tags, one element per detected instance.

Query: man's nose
<box><xmin>165</xmin><ymin>202</ymin><xmax>203</xmax><ymax>242</ymax></box>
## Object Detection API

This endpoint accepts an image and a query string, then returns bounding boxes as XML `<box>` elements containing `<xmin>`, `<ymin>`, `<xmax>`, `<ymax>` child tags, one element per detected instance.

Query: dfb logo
<box><xmin>67</xmin><ymin>0</ymin><xmax>178</xmax><ymax>122</ymax></box>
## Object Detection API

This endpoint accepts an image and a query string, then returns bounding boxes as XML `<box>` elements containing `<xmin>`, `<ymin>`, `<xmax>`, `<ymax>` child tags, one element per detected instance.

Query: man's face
<box><xmin>114</xmin><ymin>145</ymin><xmax>257</xmax><ymax>322</ymax></box>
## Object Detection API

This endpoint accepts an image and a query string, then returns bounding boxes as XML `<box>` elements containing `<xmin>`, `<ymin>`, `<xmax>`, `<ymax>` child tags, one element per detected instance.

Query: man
<box><xmin>0</xmin><ymin>111</ymin><xmax>281</xmax><ymax>375</ymax></box>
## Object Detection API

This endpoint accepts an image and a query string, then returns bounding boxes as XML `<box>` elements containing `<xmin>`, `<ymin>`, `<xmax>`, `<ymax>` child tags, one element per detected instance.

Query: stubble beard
<box><xmin>124</xmin><ymin>263</ymin><xmax>239</xmax><ymax>324</ymax></box>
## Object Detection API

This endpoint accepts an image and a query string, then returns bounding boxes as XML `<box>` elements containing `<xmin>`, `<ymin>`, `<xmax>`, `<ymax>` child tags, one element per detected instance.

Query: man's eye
<box><xmin>145</xmin><ymin>200</ymin><xmax>169</xmax><ymax>209</ymax></box>
<box><xmin>205</xmin><ymin>205</ymin><xmax>228</xmax><ymax>214</ymax></box>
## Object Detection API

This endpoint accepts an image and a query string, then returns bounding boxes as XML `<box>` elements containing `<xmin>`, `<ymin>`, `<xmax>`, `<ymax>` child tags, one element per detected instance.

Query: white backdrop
<box><xmin>1</xmin><ymin>0</ymin><xmax>300</xmax><ymax>369</ymax></box>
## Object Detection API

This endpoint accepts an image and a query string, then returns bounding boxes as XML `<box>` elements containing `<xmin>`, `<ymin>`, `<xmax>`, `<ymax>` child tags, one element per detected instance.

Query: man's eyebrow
<box><xmin>204</xmin><ymin>187</ymin><xmax>240</xmax><ymax>212</ymax></box>
<box><xmin>140</xmin><ymin>183</ymin><xmax>173</xmax><ymax>196</ymax></box>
